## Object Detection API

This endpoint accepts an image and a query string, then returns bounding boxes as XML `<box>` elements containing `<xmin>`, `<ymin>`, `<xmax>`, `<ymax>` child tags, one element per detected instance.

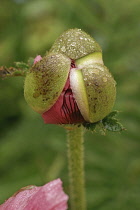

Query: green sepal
<box><xmin>75</xmin><ymin>54</ymin><xmax>116</xmax><ymax>123</ymax></box>
<box><xmin>49</xmin><ymin>28</ymin><xmax>102</xmax><ymax>60</ymax></box>
<box><xmin>24</xmin><ymin>52</ymin><xmax>71</xmax><ymax>114</ymax></box>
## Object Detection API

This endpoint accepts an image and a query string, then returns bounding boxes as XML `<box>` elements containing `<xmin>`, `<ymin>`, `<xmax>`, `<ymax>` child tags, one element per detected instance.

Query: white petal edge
<box><xmin>75</xmin><ymin>52</ymin><xmax>103</xmax><ymax>68</ymax></box>
<box><xmin>70</xmin><ymin>68</ymin><xmax>89</xmax><ymax>122</ymax></box>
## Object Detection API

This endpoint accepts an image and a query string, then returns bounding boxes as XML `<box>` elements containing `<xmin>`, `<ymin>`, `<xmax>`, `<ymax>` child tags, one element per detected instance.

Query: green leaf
<box><xmin>95</xmin><ymin>122</ymin><xmax>106</xmax><ymax>135</ymax></box>
<box><xmin>14</xmin><ymin>62</ymin><xmax>29</xmax><ymax>70</ymax></box>
<box><xmin>102</xmin><ymin>110</ymin><xmax>125</xmax><ymax>132</ymax></box>
<box><xmin>83</xmin><ymin>122</ymin><xmax>96</xmax><ymax>132</ymax></box>
<box><xmin>0</xmin><ymin>66</ymin><xmax>28</xmax><ymax>79</ymax></box>
<box><xmin>105</xmin><ymin>110</ymin><xmax>120</xmax><ymax>119</ymax></box>
<box><xmin>102</xmin><ymin>118</ymin><xmax>125</xmax><ymax>132</ymax></box>
<box><xmin>0</xmin><ymin>61</ymin><xmax>30</xmax><ymax>79</ymax></box>
<box><xmin>28</xmin><ymin>57</ymin><xmax>34</xmax><ymax>67</ymax></box>
<box><xmin>83</xmin><ymin>110</ymin><xmax>125</xmax><ymax>133</ymax></box>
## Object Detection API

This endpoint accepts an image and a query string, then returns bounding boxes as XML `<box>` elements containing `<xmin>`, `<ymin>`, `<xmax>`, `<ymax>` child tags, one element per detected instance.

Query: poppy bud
<box><xmin>24</xmin><ymin>29</ymin><xmax>116</xmax><ymax>124</ymax></box>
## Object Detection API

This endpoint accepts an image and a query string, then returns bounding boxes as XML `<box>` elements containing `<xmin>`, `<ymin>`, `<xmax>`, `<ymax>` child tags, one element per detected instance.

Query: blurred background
<box><xmin>0</xmin><ymin>0</ymin><xmax>140</xmax><ymax>209</ymax></box>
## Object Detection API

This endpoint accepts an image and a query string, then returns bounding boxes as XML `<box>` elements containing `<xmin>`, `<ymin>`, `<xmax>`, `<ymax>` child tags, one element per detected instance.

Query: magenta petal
<box><xmin>42</xmin><ymin>73</ymin><xmax>85</xmax><ymax>124</ymax></box>
<box><xmin>34</xmin><ymin>55</ymin><xmax>42</xmax><ymax>64</ymax></box>
<box><xmin>0</xmin><ymin>179</ymin><xmax>68</xmax><ymax>210</ymax></box>
<box><xmin>42</xmin><ymin>88</ymin><xmax>85</xmax><ymax>124</ymax></box>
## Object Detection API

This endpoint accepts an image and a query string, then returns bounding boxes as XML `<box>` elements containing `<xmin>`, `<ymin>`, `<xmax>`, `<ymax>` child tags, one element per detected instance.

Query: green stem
<box><xmin>66</xmin><ymin>125</ymin><xmax>86</xmax><ymax>210</ymax></box>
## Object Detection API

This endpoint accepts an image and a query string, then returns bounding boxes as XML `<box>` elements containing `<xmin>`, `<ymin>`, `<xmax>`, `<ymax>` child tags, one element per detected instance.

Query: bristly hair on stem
<box><xmin>66</xmin><ymin>125</ymin><xmax>87</xmax><ymax>210</ymax></box>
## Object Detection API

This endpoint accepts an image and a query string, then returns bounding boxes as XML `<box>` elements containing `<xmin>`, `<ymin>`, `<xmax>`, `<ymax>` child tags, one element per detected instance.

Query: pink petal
<box><xmin>34</xmin><ymin>55</ymin><xmax>42</xmax><ymax>64</ymax></box>
<box><xmin>42</xmin><ymin>77</ymin><xmax>85</xmax><ymax>124</ymax></box>
<box><xmin>0</xmin><ymin>179</ymin><xmax>68</xmax><ymax>210</ymax></box>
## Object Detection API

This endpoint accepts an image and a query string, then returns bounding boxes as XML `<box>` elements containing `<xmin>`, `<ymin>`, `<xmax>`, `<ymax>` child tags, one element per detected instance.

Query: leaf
<box><xmin>83</xmin><ymin>110</ymin><xmax>125</xmax><ymax>133</ymax></box>
<box><xmin>105</xmin><ymin>110</ymin><xmax>120</xmax><ymax>119</ymax></box>
<box><xmin>28</xmin><ymin>57</ymin><xmax>34</xmax><ymax>67</ymax></box>
<box><xmin>14</xmin><ymin>62</ymin><xmax>29</xmax><ymax>70</ymax></box>
<box><xmin>83</xmin><ymin>122</ymin><xmax>96</xmax><ymax>132</ymax></box>
<box><xmin>102</xmin><ymin>110</ymin><xmax>125</xmax><ymax>132</ymax></box>
<box><xmin>95</xmin><ymin>122</ymin><xmax>106</xmax><ymax>135</ymax></box>
<box><xmin>0</xmin><ymin>61</ymin><xmax>30</xmax><ymax>79</ymax></box>
<box><xmin>102</xmin><ymin>118</ymin><xmax>125</xmax><ymax>132</ymax></box>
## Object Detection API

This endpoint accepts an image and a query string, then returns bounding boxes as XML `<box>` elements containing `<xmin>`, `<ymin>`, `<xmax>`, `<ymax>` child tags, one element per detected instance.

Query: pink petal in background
<box><xmin>0</xmin><ymin>179</ymin><xmax>68</xmax><ymax>210</ymax></box>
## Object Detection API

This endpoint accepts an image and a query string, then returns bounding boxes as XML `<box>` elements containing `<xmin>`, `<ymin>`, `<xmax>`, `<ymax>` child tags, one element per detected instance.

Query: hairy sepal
<box><xmin>75</xmin><ymin>53</ymin><xmax>116</xmax><ymax>123</ymax></box>
<box><xmin>24</xmin><ymin>53</ymin><xmax>71</xmax><ymax>113</ymax></box>
<box><xmin>49</xmin><ymin>28</ymin><xmax>102</xmax><ymax>60</ymax></box>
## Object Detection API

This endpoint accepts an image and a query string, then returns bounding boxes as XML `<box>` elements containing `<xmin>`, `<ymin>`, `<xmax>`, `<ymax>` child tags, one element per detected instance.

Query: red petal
<box><xmin>42</xmin><ymin>60</ymin><xmax>85</xmax><ymax>124</ymax></box>
<box><xmin>42</xmin><ymin>77</ymin><xmax>85</xmax><ymax>124</ymax></box>
<box><xmin>42</xmin><ymin>90</ymin><xmax>85</xmax><ymax>124</ymax></box>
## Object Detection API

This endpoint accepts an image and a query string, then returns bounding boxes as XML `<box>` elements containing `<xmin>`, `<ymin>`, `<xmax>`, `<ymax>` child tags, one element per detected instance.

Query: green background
<box><xmin>0</xmin><ymin>0</ymin><xmax>140</xmax><ymax>209</ymax></box>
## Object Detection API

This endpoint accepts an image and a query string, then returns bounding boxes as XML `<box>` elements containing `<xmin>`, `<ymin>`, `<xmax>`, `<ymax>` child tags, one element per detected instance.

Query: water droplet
<box><xmin>93</xmin><ymin>69</ymin><xmax>100</xmax><ymax>75</ymax></box>
<box><xmin>103</xmin><ymin>77</ymin><xmax>107</xmax><ymax>82</ymax></box>
<box><xmin>61</xmin><ymin>46</ymin><xmax>66</xmax><ymax>52</ymax></box>
<box><xmin>71</xmin><ymin>42</ymin><xmax>76</xmax><ymax>47</ymax></box>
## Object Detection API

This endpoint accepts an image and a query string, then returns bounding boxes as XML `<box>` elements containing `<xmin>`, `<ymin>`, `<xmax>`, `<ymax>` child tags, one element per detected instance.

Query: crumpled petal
<box><xmin>42</xmin><ymin>78</ymin><xmax>85</xmax><ymax>124</ymax></box>
<box><xmin>0</xmin><ymin>179</ymin><xmax>68</xmax><ymax>210</ymax></box>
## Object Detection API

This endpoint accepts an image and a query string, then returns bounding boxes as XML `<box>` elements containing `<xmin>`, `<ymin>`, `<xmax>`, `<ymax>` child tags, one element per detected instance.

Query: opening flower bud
<box><xmin>24</xmin><ymin>29</ymin><xmax>116</xmax><ymax>124</ymax></box>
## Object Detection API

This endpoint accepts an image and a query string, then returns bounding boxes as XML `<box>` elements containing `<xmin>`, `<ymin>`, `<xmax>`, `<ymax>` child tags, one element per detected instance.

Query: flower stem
<box><xmin>66</xmin><ymin>125</ymin><xmax>86</xmax><ymax>210</ymax></box>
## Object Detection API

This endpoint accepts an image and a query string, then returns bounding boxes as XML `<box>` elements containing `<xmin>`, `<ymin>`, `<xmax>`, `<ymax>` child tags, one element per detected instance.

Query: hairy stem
<box><xmin>66</xmin><ymin>125</ymin><xmax>86</xmax><ymax>210</ymax></box>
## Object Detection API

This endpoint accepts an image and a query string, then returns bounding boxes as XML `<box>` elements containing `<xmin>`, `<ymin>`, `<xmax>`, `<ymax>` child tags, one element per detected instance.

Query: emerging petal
<box><xmin>34</xmin><ymin>55</ymin><xmax>42</xmax><ymax>64</ymax></box>
<box><xmin>42</xmin><ymin>77</ymin><xmax>85</xmax><ymax>124</ymax></box>
<box><xmin>0</xmin><ymin>179</ymin><xmax>68</xmax><ymax>210</ymax></box>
